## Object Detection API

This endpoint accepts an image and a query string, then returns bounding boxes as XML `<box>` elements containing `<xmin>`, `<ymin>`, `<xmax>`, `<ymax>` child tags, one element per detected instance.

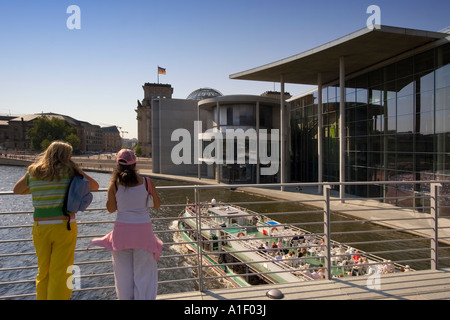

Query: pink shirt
<box><xmin>89</xmin><ymin>222</ymin><xmax>163</xmax><ymax>261</ymax></box>
<box><xmin>88</xmin><ymin>180</ymin><xmax>162</xmax><ymax>261</ymax></box>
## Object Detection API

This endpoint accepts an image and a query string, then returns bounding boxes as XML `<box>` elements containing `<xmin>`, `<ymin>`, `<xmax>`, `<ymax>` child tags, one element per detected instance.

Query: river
<box><xmin>0</xmin><ymin>165</ymin><xmax>445</xmax><ymax>299</ymax></box>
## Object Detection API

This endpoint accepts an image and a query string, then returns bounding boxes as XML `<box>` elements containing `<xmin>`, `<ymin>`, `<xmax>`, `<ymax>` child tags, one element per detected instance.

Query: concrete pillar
<box><xmin>280</xmin><ymin>75</ymin><xmax>285</xmax><ymax>191</ymax></box>
<box><xmin>339</xmin><ymin>57</ymin><xmax>346</xmax><ymax>202</ymax></box>
<box><xmin>318</xmin><ymin>73</ymin><xmax>323</xmax><ymax>194</ymax></box>
<box><xmin>216</xmin><ymin>101</ymin><xmax>220</xmax><ymax>183</ymax></box>
<box><xmin>256</xmin><ymin>101</ymin><xmax>260</xmax><ymax>184</ymax></box>
<box><xmin>197</xmin><ymin>104</ymin><xmax>201</xmax><ymax>180</ymax></box>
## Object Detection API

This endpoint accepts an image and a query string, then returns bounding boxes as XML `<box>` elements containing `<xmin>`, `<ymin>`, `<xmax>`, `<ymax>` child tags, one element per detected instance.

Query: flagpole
<box><xmin>157</xmin><ymin>66</ymin><xmax>159</xmax><ymax>84</ymax></box>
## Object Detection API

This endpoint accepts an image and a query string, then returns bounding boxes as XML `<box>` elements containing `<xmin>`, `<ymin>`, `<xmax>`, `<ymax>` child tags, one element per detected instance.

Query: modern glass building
<box><xmin>198</xmin><ymin>95</ymin><xmax>281</xmax><ymax>184</ymax></box>
<box><xmin>230</xmin><ymin>25</ymin><xmax>450</xmax><ymax>201</ymax></box>
<box><xmin>290</xmin><ymin>42</ymin><xmax>450</xmax><ymax>198</ymax></box>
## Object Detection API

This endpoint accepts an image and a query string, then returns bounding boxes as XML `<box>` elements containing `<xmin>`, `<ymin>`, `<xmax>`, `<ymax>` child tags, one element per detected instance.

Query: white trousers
<box><xmin>112</xmin><ymin>248</ymin><xmax>158</xmax><ymax>300</ymax></box>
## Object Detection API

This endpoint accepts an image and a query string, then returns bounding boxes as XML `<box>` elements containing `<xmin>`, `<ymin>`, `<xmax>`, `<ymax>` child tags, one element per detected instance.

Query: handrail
<box><xmin>0</xmin><ymin>180</ymin><xmax>449</xmax><ymax>299</ymax></box>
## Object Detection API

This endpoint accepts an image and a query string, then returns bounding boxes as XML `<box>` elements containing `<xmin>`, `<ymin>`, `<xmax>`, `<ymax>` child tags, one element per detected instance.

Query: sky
<box><xmin>1</xmin><ymin>0</ymin><xmax>449</xmax><ymax>139</ymax></box>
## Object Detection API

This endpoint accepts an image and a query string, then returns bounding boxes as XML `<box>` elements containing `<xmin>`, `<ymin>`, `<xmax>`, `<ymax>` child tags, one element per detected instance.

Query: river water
<box><xmin>0</xmin><ymin>165</ymin><xmax>446</xmax><ymax>299</ymax></box>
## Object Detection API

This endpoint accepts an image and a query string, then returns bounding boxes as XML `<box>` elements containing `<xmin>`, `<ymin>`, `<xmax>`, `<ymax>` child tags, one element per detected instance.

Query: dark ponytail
<box><xmin>112</xmin><ymin>164</ymin><xmax>138</xmax><ymax>187</ymax></box>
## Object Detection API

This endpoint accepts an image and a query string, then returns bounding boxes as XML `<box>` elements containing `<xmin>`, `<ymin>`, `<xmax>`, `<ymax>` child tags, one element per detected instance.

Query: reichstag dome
<box><xmin>187</xmin><ymin>88</ymin><xmax>223</xmax><ymax>100</ymax></box>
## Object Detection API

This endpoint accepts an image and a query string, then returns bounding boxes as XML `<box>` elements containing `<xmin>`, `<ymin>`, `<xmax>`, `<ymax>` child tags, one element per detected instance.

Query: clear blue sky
<box><xmin>1</xmin><ymin>0</ymin><xmax>449</xmax><ymax>139</ymax></box>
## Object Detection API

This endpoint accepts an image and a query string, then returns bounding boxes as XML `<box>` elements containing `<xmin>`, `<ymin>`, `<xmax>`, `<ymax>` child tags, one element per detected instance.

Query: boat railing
<box><xmin>1</xmin><ymin>180</ymin><xmax>450</xmax><ymax>299</ymax></box>
<box><xmin>221</xmin><ymin>225</ymin><xmax>316</xmax><ymax>281</ymax></box>
<box><xmin>189</xmin><ymin>205</ymin><xmax>405</xmax><ymax>285</ymax></box>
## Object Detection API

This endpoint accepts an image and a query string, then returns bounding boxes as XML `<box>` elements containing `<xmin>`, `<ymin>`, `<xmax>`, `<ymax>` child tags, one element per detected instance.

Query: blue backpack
<box><xmin>63</xmin><ymin>172</ymin><xmax>93</xmax><ymax>230</ymax></box>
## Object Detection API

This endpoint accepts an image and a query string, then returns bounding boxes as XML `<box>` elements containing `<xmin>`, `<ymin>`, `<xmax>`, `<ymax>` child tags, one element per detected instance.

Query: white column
<box><xmin>216</xmin><ymin>101</ymin><xmax>220</xmax><ymax>183</ymax></box>
<box><xmin>280</xmin><ymin>75</ymin><xmax>285</xmax><ymax>191</ymax></box>
<box><xmin>197</xmin><ymin>104</ymin><xmax>201</xmax><ymax>180</ymax></box>
<box><xmin>256</xmin><ymin>101</ymin><xmax>260</xmax><ymax>184</ymax></box>
<box><xmin>339</xmin><ymin>57</ymin><xmax>346</xmax><ymax>202</ymax></box>
<box><xmin>318</xmin><ymin>73</ymin><xmax>323</xmax><ymax>194</ymax></box>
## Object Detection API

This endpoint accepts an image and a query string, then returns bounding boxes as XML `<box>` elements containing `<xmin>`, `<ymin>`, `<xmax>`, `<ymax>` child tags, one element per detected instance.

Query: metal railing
<box><xmin>0</xmin><ymin>180</ymin><xmax>449</xmax><ymax>299</ymax></box>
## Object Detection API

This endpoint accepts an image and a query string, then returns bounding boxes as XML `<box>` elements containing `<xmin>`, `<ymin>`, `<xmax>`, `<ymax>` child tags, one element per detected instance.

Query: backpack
<box><xmin>63</xmin><ymin>172</ymin><xmax>93</xmax><ymax>230</ymax></box>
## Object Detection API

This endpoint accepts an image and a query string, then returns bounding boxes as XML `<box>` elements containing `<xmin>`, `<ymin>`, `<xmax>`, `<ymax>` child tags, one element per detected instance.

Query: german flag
<box><xmin>158</xmin><ymin>66</ymin><xmax>166</xmax><ymax>75</ymax></box>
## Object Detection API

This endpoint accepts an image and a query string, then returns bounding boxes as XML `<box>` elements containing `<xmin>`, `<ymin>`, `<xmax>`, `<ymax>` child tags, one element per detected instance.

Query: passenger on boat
<box><xmin>318</xmin><ymin>267</ymin><xmax>326</xmax><ymax>279</ymax></box>
<box><xmin>311</xmin><ymin>269</ymin><xmax>321</xmax><ymax>280</ymax></box>
<box><xmin>320</xmin><ymin>236</ymin><xmax>326</xmax><ymax>246</ymax></box>
<box><xmin>301</xmin><ymin>248</ymin><xmax>308</xmax><ymax>256</ymax></box>
<box><xmin>351</xmin><ymin>264</ymin><xmax>360</xmax><ymax>276</ymax></box>
<box><xmin>277</xmin><ymin>239</ymin><xmax>283</xmax><ymax>248</ymax></box>
<box><xmin>352</xmin><ymin>250</ymin><xmax>361</xmax><ymax>263</ymax></box>
<box><xmin>290</xmin><ymin>233</ymin><xmax>304</xmax><ymax>246</ymax></box>
<box><xmin>381</xmin><ymin>260</ymin><xmax>395</xmax><ymax>274</ymax></box>
<box><xmin>352</xmin><ymin>256</ymin><xmax>366</xmax><ymax>275</ymax></box>
<box><xmin>277</xmin><ymin>239</ymin><xmax>289</xmax><ymax>255</ymax></box>
<box><xmin>346</xmin><ymin>247</ymin><xmax>355</xmax><ymax>256</ymax></box>
<box><xmin>275</xmin><ymin>251</ymin><xmax>283</xmax><ymax>261</ymax></box>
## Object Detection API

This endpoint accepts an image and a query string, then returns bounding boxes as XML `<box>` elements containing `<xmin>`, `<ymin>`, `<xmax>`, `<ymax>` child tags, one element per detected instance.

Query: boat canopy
<box><xmin>209</xmin><ymin>206</ymin><xmax>250</xmax><ymax>218</ymax></box>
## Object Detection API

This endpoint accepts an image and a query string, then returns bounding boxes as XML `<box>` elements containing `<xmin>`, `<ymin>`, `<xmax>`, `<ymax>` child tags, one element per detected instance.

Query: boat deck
<box><xmin>222</xmin><ymin>241</ymin><xmax>305</xmax><ymax>283</ymax></box>
<box><xmin>181</xmin><ymin>204</ymin><xmax>400</xmax><ymax>287</ymax></box>
<box><xmin>158</xmin><ymin>267</ymin><xmax>450</xmax><ymax>300</ymax></box>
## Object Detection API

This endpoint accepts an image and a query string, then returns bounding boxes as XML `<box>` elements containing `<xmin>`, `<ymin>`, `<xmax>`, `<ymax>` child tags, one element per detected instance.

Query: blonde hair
<box><xmin>28</xmin><ymin>141</ymin><xmax>78</xmax><ymax>181</ymax></box>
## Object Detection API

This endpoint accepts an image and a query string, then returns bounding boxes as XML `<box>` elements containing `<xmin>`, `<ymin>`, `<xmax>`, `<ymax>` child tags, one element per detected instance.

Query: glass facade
<box><xmin>290</xmin><ymin>42</ymin><xmax>450</xmax><ymax>199</ymax></box>
<box><xmin>187</xmin><ymin>88</ymin><xmax>223</xmax><ymax>100</ymax></box>
<box><xmin>200</xmin><ymin>98</ymin><xmax>280</xmax><ymax>184</ymax></box>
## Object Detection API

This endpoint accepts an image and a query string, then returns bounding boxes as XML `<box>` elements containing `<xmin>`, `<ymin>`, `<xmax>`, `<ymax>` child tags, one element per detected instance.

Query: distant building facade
<box><xmin>102</xmin><ymin>126</ymin><xmax>122</xmax><ymax>152</ymax></box>
<box><xmin>0</xmin><ymin>113</ymin><xmax>121</xmax><ymax>153</ymax></box>
<box><xmin>142</xmin><ymin>86</ymin><xmax>220</xmax><ymax>175</ymax></box>
<box><xmin>136</xmin><ymin>83</ymin><xmax>174</xmax><ymax>156</ymax></box>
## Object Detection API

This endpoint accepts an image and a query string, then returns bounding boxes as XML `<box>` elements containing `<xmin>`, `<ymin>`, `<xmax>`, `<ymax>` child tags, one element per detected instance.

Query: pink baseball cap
<box><xmin>116</xmin><ymin>149</ymin><xmax>136</xmax><ymax>165</ymax></box>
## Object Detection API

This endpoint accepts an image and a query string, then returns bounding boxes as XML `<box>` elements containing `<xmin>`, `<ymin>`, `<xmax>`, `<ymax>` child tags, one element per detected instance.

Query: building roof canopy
<box><xmin>230</xmin><ymin>26</ymin><xmax>448</xmax><ymax>86</ymax></box>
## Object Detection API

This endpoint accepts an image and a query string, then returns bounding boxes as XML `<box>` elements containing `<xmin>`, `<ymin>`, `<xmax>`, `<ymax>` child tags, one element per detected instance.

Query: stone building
<box><xmin>0</xmin><ymin>113</ymin><xmax>120</xmax><ymax>153</ymax></box>
<box><xmin>135</xmin><ymin>83</ymin><xmax>174</xmax><ymax>156</ymax></box>
<box><xmin>102</xmin><ymin>126</ymin><xmax>122</xmax><ymax>152</ymax></box>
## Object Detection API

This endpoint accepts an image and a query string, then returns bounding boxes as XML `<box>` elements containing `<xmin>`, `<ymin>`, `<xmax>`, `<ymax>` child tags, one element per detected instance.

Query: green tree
<box><xmin>134</xmin><ymin>143</ymin><xmax>142</xmax><ymax>156</ymax></box>
<box><xmin>27</xmin><ymin>115</ymin><xmax>80</xmax><ymax>151</ymax></box>
<box><xmin>66</xmin><ymin>133</ymin><xmax>80</xmax><ymax>150</ymax></box>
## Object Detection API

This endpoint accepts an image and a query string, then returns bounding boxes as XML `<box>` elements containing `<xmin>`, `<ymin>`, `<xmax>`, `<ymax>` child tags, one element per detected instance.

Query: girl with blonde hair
<box><xmin>14</xmin><ymin>141</ymin><xmax>99</xmax><ymax>300</ymax></box>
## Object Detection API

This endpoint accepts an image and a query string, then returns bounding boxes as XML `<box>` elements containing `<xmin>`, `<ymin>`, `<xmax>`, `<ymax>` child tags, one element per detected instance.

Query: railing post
<box><xmin>430</xmin><ymin>183</ymin><xmax>441</xmax><ymax>270</ymax></box>
<box><xmin>323</xmin><ymin>184</ymin><xmax>332</xmax><ymax>280</ymax></box>
<box><xmin>194</xmin><ymin>186</ymin><xmax>204</xmax><ymax>292</ymax></box>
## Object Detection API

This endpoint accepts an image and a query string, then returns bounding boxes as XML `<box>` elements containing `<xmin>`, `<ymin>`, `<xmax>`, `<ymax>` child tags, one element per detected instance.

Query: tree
<box><xmin>27</xmin><ymin>115</ymin><xmax>80</xmax><ymax>151</ymax></box>
<box><xmin>134</xmin><ymin>143</ymin><xmax>143</xmax><ymax>156</ymax></box>
<box><xmin>66</xmin><ymin>133</ymin><xmax>80</xmax><ymax>150</ymax></box>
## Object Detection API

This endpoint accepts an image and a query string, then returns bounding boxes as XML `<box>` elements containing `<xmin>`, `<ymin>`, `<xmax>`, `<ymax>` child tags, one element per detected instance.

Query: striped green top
<box><xmin>27</xmin><ymin>168</ymin><xmax>71</xmax><ymax>218</ymax></box>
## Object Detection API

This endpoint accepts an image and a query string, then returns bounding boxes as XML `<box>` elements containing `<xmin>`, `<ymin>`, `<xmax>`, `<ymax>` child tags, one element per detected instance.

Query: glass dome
<box><xmin>187</xmin><ymin>88</ymin><xmax>223</xmax><ymax>100</ymax></box>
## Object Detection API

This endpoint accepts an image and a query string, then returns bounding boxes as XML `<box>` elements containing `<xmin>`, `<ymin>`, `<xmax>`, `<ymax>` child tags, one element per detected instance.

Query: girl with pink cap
<box><xmin>89</xmin><ymin>149</ymin><xmax>162</xmax><ymax>300</ymax></box>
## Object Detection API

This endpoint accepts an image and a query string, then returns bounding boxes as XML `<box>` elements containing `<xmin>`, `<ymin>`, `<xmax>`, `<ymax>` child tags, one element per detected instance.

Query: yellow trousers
<box><xmin>32</xmin><ymin>221</ymin><xmax>77</xmax><ymax>300</ymax></box>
